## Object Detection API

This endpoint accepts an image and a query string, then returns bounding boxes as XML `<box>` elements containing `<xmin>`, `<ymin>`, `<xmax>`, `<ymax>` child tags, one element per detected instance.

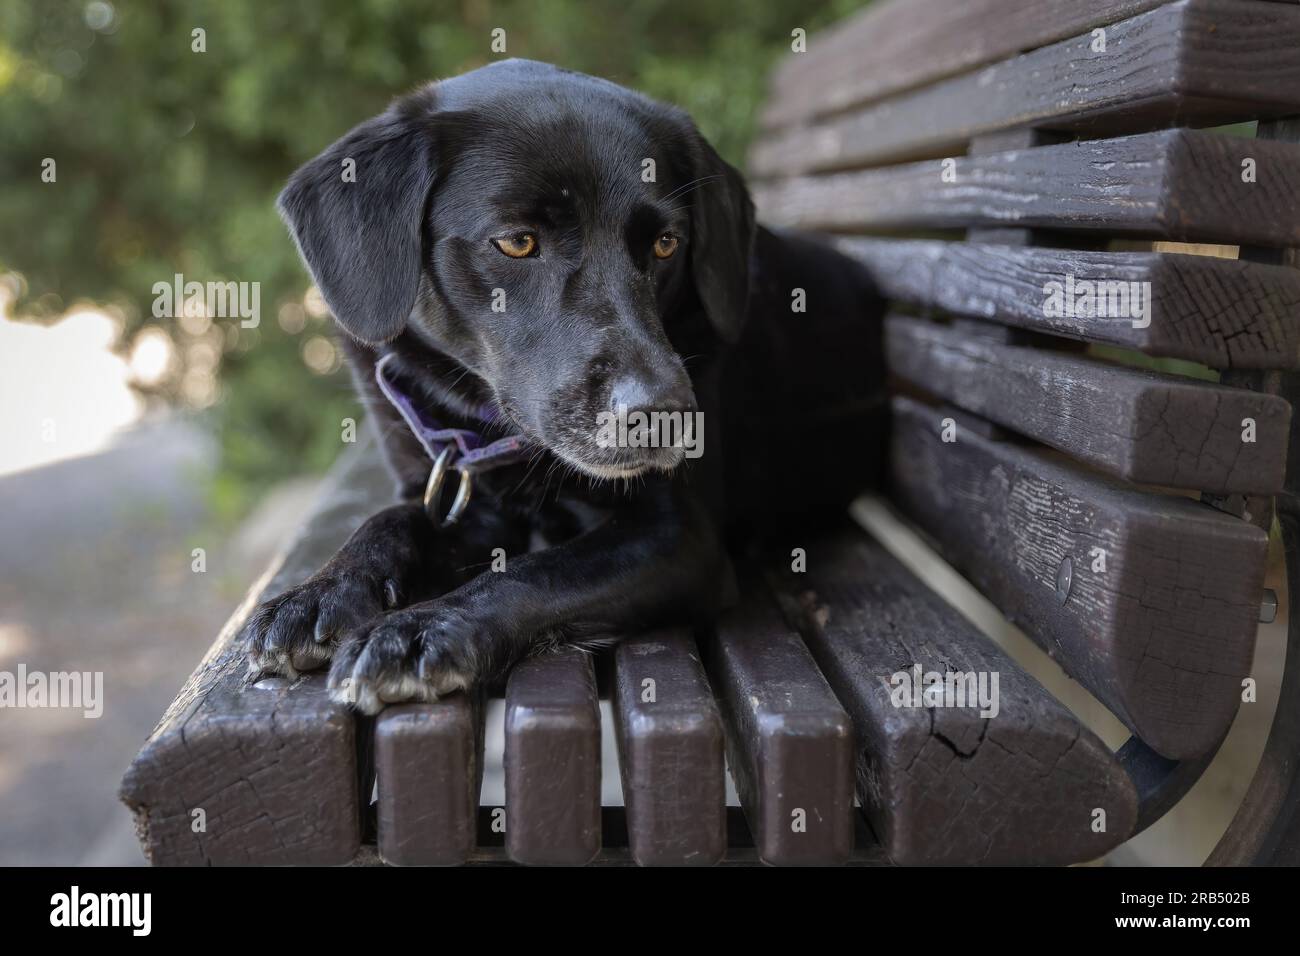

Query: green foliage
<box><xmin>1</xmin><ymin>0</ymin><xmax>860</xmax><ymax>519</ymax></box>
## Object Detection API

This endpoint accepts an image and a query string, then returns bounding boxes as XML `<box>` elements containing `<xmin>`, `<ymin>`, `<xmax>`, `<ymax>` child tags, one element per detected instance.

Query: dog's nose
<box><xmin>610</xmin><ymin>375</ymin><xmax>696</xmax><ymax>417</ymax></box>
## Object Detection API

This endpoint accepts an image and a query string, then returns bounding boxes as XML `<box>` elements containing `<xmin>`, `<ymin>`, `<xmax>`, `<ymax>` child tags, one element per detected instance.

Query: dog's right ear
<box><xmin>277</xmin><ymin>95</ymin><xmax>439</xmax><ymax>345</ymax></box>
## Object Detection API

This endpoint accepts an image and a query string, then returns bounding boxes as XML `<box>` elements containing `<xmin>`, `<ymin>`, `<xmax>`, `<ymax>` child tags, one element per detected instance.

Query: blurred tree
<box><xmin>0</xmin><ymin>0</ymin><xmax>863</xmax><ymax>520</ymax></box>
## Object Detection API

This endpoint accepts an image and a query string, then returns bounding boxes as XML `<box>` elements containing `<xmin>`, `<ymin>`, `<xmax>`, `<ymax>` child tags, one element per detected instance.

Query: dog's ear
<box><xmin>686</xmin><ymin>131</ymin><xmax>756</xmax><ymax>345</ymax></box>
<box><xmin>277</xmin><ymin>95</ymin><xmax>439</xmax><ymax>344</ymax></box>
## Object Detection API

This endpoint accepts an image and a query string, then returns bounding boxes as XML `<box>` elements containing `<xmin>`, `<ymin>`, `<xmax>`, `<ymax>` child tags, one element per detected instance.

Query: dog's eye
<box><xmin>653</xmin><ymin>233</ymin><xmax>679</xmax><ymax>260</ymax></box>
<box><xmin>493</xmin><ymin>233</ymin><xmax>539</xmax><ymax>258</ymax></box>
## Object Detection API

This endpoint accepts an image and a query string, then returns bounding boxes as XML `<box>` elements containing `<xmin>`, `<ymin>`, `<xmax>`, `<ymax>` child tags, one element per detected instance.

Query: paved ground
<box><xmin>0</xmin><ymin>419</ymin><xmax>316</xmax><ymax>865</ymax></box>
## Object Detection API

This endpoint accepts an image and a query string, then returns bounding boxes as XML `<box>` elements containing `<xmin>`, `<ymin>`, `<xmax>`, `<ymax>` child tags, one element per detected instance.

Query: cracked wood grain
<box><xmin>835</xmin><ymin>238</ymin><xmax>1300</xmax><ymax>368</ymax></box>
<box><xmin>889</xmin><ymin>395</ymin><xmax>1267</xmax><ymax>759</ymax></box>
<box><xmin>753</xmin><ymin>129</ymin><xmax>1300</xmax><ymax>248</ymax></box>
<box><xmin>760</xmin><ymin>0</ymin><xmax>1173</xmax><ymax>130</ymax></box>
<box><xmin>1206</xmin><ymin>115</ymin><xmax>1300</xmax><ymax>866</ymax></box>
<box><xmin>887</xmin><ymin>313</ymin><xmax>1292</xmax><ymax>493</ymax></box>
<box><xmin>753</xmin><ymin>0</ymin><xmax>1300</xmax><ymax>175</ymax></box>
<box><xmin>768</xmin><ymin>527</ymin><xmax>1138</xmax><ymax>865</ymax></box>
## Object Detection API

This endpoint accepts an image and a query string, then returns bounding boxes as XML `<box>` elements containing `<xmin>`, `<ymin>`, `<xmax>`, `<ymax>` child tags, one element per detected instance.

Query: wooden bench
<box><xmin>121</xmin><ymin>0</ymin><xmax>1300</xmax><ymax>865</ymax></box>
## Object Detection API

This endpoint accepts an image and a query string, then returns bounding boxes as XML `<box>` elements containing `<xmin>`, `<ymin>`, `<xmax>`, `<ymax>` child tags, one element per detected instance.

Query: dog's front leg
<box><xmin>328</xmin><ymin>490</ymin><xmax>728</xmax><ymax>712</ymax></box>
<box><xmin>241</xmin><ymin>503</ymin><xmax>438</xmax><ymax>678</ymax></box>
<box><xmin>242</xmin><ymin>497</ymin><xmax>525</xmax><ymax>678</ymax></box>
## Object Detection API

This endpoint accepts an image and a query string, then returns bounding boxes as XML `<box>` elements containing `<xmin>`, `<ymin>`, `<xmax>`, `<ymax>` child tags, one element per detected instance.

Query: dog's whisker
<box><xmin>662</xmin><ymin>174</ymin><xmax>723</xmax><ymax>202</ymax></box>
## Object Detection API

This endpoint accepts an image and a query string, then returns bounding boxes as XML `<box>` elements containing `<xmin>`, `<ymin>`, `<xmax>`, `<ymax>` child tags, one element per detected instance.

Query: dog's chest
<box><xmin>527</xmin><ymin>496</ymin><xmax>612</xmax><ymax>551</ymax></box>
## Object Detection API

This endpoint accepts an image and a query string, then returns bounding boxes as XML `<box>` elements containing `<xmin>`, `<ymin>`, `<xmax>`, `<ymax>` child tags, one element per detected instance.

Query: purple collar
<box><xmin>374</xmin><ymin>354</ymin><xmax>529</xmax><ymax>475</ymax></box>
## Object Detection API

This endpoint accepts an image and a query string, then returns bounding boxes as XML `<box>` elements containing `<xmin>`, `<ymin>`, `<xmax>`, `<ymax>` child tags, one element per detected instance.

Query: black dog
<box><xmin>243</xmin><ymin>59</ymin><xmax>886</xmax><ymax>712</ymax></box>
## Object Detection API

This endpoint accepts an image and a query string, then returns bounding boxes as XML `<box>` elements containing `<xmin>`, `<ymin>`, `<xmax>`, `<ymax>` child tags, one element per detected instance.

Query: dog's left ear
<box><xmin>686</xmin><ymin>131</ymin><xmax>756</xmax><ymax>345</ymax></box>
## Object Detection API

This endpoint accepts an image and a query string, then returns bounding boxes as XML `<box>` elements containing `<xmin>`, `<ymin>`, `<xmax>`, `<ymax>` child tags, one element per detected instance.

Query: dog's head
<box><xmin>278</xmin><ymin>59</ymin><xmax>754</xmax><ymax>479</ymax></box>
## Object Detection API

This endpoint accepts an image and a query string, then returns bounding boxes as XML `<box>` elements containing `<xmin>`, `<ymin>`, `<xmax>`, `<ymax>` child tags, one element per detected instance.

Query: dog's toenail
<box><xmin>251</xmin><ymin>676</ymin><xmax>291</xmax><ymax>690</ymax></box>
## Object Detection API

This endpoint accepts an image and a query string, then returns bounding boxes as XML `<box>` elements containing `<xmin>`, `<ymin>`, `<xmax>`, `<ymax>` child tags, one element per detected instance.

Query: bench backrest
<box><xmin>750</xmin><ymin>0</ymin><xmax>1299</xmax><ymax>767</ymax></box>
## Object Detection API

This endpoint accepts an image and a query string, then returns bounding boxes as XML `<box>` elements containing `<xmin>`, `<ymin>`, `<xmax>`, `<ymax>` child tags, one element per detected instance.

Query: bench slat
<box><xmin>761</xmin><ymin>0</ymin><xmax>1171</xmax><ymax>129</ymax></box>
<box><xmin>887</xmin><ymin>313</ymin><xmax>1292</xmax><ymax>493</ymax></box>
<box><xmin>118</xmin><ymin>442</ymin><xmax>393</xmax><ymax>865</ymax></box>
<box><xmin>889</xmin><ymin>395</ymin><xmax>1265</xmax><ymax>759</ymax></box>
<box><xmin>613</xmin><ymin>630</ymin><xmax>727</xmax><ymax>866</ymax></box>
<box><xmin>504</xmin><ymin>648</ymin><xmax>601</xmax><ymax>865</ymax></box>
<box><xmin>771</xmin><ymin>527</ymin><xmax>1139</xmax><ymax>865</ymax></box>
<box><xmin>706</xmin><ymin>597</ymin><xmax>855</xmax><ymax>865</ymax></box>
<box><xmin>835</xmin><ymin>238</ymin><xmax>1300</xmax><ymax>369</ymax></box>
<box><xmin>753</xmin><ymin>129</ymin><xmax>1300</xmax><ymax>248</ymax></box>
<box><xmin>120</xmin><ymin>675</ymin><xmax>358</xmax><ymax>866</ymax></box>
<box><xmin>753</xmin><ymin>0</ymin><xmax>1300</xmax><ymax>175</ymax></box>
<box><xmin>374</xmin><ymin>694</ymin><xmax>484</xmax><ymax>866</ymax></box>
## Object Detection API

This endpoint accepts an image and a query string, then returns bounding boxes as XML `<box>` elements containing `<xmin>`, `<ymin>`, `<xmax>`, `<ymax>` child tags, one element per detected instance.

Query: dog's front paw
<box><xmin>326</xmin><ymin>599</ymin><xmax>489</xmax><ymax>713</ymax></box>
<box><xmin>242</xmin><ymin>570</ymin><xmax>404</xmax><ymax>680</ymax></box>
